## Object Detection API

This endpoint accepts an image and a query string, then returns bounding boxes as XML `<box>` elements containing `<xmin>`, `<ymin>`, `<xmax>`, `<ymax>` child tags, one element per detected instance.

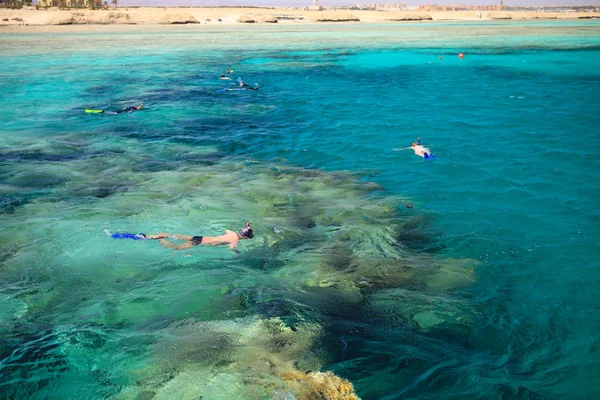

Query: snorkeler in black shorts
<box><xmin>145</xmin><ymin>223</ymin><xmax>254</xmax><ymax>253</ymax></box>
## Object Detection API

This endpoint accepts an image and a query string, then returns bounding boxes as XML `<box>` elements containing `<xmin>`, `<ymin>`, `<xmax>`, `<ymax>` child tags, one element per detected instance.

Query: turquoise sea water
<box><xmin>1</xmin><ymin>22</ymin><xmax>599</xmax><ymax>399</ymax></box>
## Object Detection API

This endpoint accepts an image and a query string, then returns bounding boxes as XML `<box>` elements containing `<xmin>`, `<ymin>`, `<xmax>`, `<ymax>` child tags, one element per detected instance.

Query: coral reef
<box><xmin>0</xmin><ymin>136</ymin><xmax>477</xmax><ymax>399</ymax></box>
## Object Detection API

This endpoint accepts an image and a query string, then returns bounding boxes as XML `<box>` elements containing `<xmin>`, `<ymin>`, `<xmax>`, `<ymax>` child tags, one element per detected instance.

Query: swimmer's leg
<box><xmin>158</xmin><ymin>238</ymin><xmax>194</xmax><ymax>250</ymax></box>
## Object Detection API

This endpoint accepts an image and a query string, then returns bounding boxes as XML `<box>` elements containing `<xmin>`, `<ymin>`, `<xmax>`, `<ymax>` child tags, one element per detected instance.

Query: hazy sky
<box><xmin>117</xmin><ymin>0</ymin><xmax>600</xmax><ymax>6</ymax></box>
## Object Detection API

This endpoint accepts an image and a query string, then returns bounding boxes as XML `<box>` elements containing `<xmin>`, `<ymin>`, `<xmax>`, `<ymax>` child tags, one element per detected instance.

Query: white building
<box><xmin>307</xmin><ymin>0</ymin><xmax>324</xmax><ymax>11</ymax></box>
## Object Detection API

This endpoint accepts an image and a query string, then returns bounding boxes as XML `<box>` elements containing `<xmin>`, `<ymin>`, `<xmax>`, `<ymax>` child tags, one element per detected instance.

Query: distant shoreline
<box><xmin>1</xmin><ymin>7</ymin><xmax>599</xmax><ymax>29</ymax></box>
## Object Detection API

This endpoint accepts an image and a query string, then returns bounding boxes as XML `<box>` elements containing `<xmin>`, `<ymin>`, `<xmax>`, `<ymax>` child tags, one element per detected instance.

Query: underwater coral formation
<box><xmin>0</xmin><ymin>137</ymin><xmax>477</xmax><ymax>399</ymax></box>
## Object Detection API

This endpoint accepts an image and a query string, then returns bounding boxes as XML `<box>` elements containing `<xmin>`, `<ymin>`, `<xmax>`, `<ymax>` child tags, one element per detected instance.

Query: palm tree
<box><xmin>111</xmin><ymin>0</ymin><xmax>116</xmax><ymax>9</ymax></box>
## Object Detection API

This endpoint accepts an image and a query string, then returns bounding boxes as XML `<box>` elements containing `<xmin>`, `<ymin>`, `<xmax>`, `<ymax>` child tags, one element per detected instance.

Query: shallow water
<box><xmin>1</xmin><ymin>22</ymin><xmax>599</xmax><ymax>399</ymax></box>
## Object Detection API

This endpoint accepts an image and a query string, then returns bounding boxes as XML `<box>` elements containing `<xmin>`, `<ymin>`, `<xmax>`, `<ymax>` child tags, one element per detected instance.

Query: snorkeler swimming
<box><xmin>220</xmin><ymin>74</ymin><xmax>232</xmax><ymax>80</ymax></box>
<box><xmin>411</xmin><ymin>138</ymin><xmax>434</xmax><ymax>159</ymax></box>
<box><xmin>85</xmin><ymin>103</ymin><xmax>144</xmax><ymax>114</ymax></box>
<box><xmin>218</xmin><ymin>83</ymin><xmax>259</xmax><ymax>93</ymax></box>
<box><xmin>109</xmin><ymin>222</ymin><xmax>255</xmax><ymax>253</ymax></box>
<box><xmin>116</xmin><ymin>103</ymin><xmax>144</xmax><ymax>114</ymax></box>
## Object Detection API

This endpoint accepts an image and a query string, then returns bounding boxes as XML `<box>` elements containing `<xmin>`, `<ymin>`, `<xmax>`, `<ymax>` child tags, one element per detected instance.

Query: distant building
<box><xmin>0</xmin><ymin>0</ymin><xmax>32</xmax><ymax>7</ymax></box>
<box><xmin>308</xmin><ymin>0</ymin><xmax>324</xmax><ymax>11</ymax></box>
<box><xmin>38</xmin><ymin>0</ymin><xmax>103</xmax><ymax>7</ymax></box>
<box><xmin>418</xmin><ymin>2</ymin><xmax>505</xmax><ymax>12</ymax></box>
<box><xmin>374</xmin><ymin>3</ymin><xmax>406</xmax><ymax>10</ymax></box>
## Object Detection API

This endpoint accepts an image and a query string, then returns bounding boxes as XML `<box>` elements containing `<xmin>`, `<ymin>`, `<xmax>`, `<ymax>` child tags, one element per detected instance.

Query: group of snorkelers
<box><xmin>219</xmin><ymin>69</ymin><xmax>234</xmax><ymax>80</ymax></box>
<box><xmin>102</xmin><ymin>65</ymin><xmax>430</xmax><ymax>254</ymax></box>
<box><xmin>88</xmin><ymin>67</ymin><xmax>259</xmax><ymax>115</ymax></box>
<box><xmin>94</xmin><ymin>66</ymin><xmax>259</xmax><ymax>253</ymax></box>
<box><xmin>120</xmin><ymin>133</ymin><xmax>425</xmax><ymax>252</ymax></box>
<box><xmin>121</xmin><ymin>134</ymin><xmax>427</xmax><ymax>252</ymax></box>
<box><xmin>128</xmin><ymin>69</ymin><xmax>258</xmax><ymax>251</ymax></box>
<box><xmin>219</xmin><ymin>68</ymin><xmax>259</xmax><ymax>91</ymax></box>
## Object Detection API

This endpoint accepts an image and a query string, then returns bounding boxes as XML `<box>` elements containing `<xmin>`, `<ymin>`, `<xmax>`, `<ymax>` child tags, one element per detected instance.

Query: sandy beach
<box><xmin>1</xmin><ymin>6</ymin><xmax>599</xmax><ymax>29</ymax></box>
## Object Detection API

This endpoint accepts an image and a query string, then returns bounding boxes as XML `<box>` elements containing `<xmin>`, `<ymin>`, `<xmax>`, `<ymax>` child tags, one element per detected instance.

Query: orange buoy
<box><xmin>458</xmin><ymin>53</ymin><xmax>465</xmax><ymax>59</ymax></box>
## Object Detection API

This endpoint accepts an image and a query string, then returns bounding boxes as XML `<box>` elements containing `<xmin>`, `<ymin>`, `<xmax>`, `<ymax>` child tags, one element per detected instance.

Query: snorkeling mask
<box><xmin>239</xmin><ymin>222</ymin><xmax>254</xmax><ymax>239</ymax></box>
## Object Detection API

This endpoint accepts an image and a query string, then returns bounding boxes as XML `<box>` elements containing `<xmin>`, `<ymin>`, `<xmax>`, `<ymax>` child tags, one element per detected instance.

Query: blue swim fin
<box><xmin>110</xmin><ymin>232</ymin><xmax>147</xmax><ymax>240</ymax></box>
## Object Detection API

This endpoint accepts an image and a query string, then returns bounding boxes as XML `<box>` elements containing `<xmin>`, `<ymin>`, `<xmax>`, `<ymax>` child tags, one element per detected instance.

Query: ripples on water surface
<box><xmin>0</xmin><ymin>22</ymin><xmax>599</xmax><ymax>399</ymax></box>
